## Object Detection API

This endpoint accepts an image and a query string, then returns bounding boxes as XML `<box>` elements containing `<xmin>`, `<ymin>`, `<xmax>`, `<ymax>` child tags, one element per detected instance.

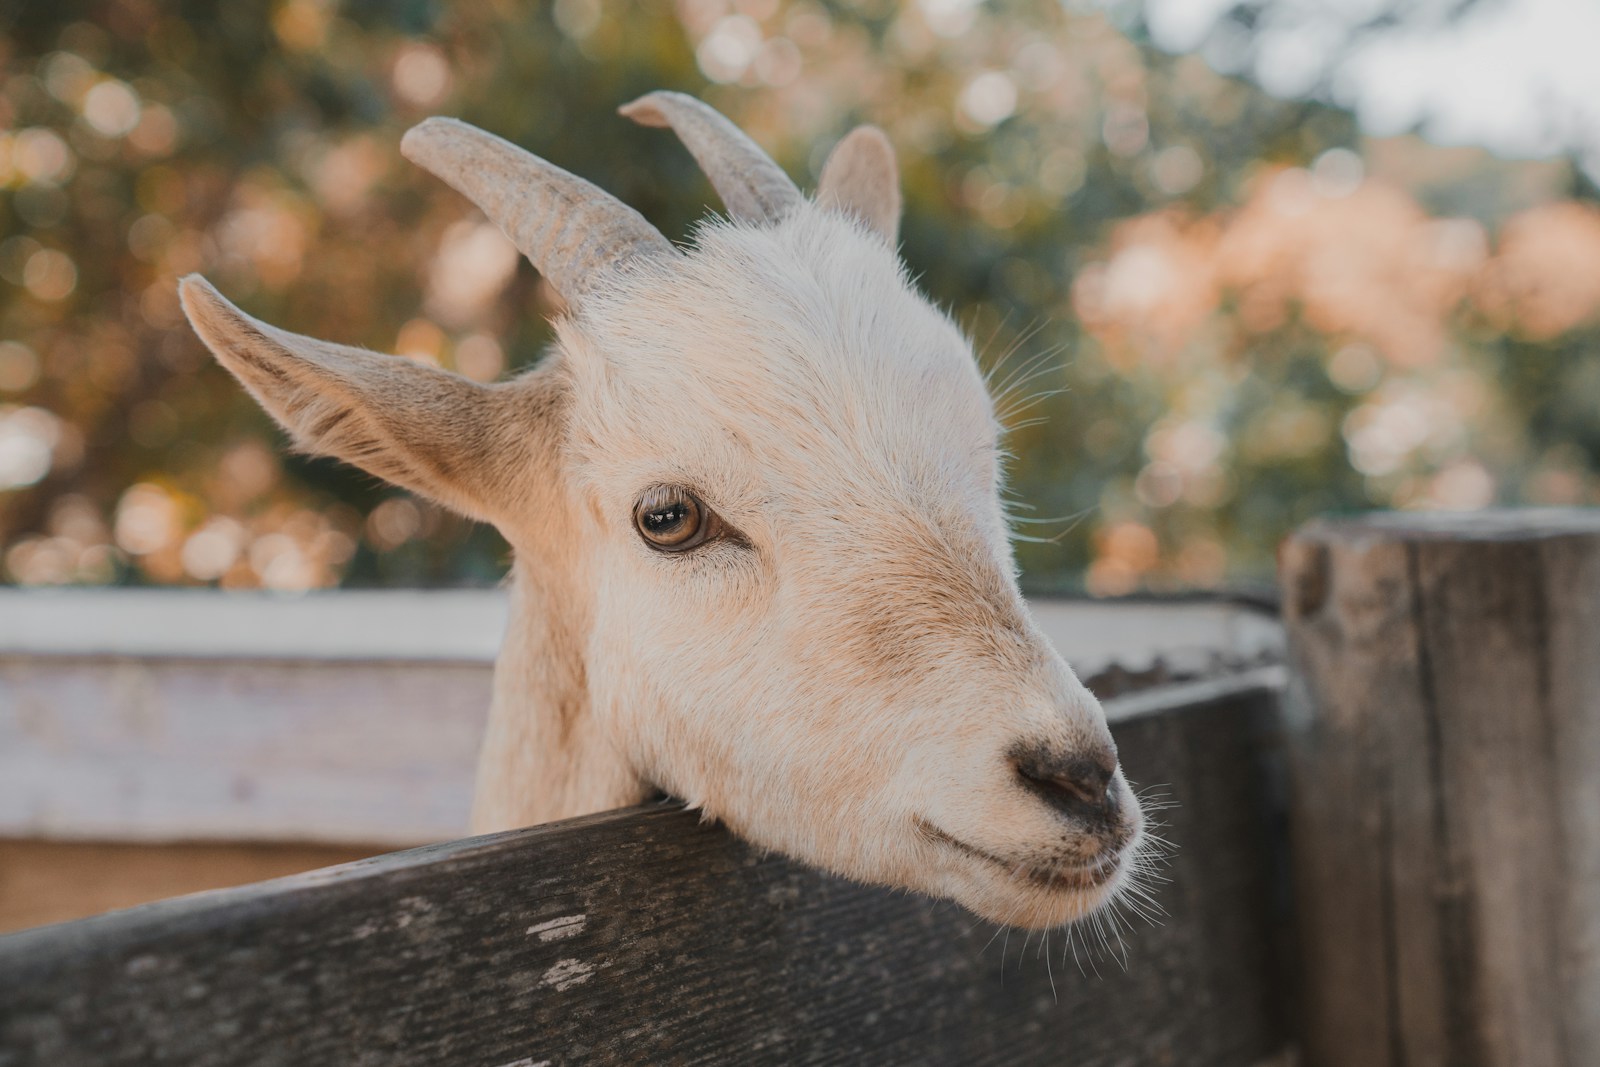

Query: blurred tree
<box><xmin>1</xmin><ymin>0</ymin><xmax>1597</xmax><ymax>595</ymax></box>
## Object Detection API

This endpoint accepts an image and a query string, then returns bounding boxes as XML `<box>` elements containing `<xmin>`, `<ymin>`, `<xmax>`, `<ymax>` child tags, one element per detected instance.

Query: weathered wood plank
<box><xmin>0</xmin><ymin>687</ymin><xmax>1289</xmax><ymax>1067</ymax></box>
<box><xmin>1280</xmin><ymin>509</ymin><xmax>1600</xmax><ymax>1067</ymax></box>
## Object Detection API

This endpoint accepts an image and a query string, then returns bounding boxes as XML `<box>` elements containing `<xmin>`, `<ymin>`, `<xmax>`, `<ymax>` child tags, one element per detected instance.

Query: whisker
<box><xmin>980</xmin><ymin>317</ymin><xmax>1049</xmax><ymax>389</ymax></box>
<box><xmin>1104</xmin><ymin>905</ymin><xmax>1132</xmax><ymax>972</ymax></box>
<box><xmin>992</xmin><ymin>361</ymin><xmax>1067</xmax><ymax>413</ymax></box>
<box><xmin>986</xmin><ymin>325</ymin><xmax>1056</xmax><ymax>383</ymax></box>
<box><xmin>971</xmin><ymin>308</ymin><xmax>1016</xmax><ymax>381</ymax></box>
<box><xmin>1007</xmin><ymin>511</ymin><xmax>1091</xmax><ymax>525</ymax></box>
<box><xmin>997</xmin><ymin>414</ymin><xmax>1052</xmax><ymax>434</ymax></box>
<box><xmin>1066</xmin><ymin>922</ymin><xmax>1086</xmax><ymax>976</ymax></box>
<box><xmin>1045</xmin><ymin>929</ymin><xmax>1058</xmax><ymax>1004</ymax></box>
<box><xmin>995</xmin><ymin>384</ymin><xmax>1068</xmax><ymax>422</ymax></box>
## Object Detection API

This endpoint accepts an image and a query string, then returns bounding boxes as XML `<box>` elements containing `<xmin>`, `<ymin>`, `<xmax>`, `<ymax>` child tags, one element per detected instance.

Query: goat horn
<box><xmin>401</xmin><ymin>117</ymin><xmax>677</xmax><ymax>304</ymax></box>
<box><xmin>619</xmin><ymin>91</ymin><xmax>801</xmax><ymax>225</ymax></box>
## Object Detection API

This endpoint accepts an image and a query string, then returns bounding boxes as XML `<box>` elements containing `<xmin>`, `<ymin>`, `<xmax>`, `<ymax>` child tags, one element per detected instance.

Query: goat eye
<box><xmin>634</xmin><ymin>487</ymin><xmax>714</xmax><ymax>552</ymax></box>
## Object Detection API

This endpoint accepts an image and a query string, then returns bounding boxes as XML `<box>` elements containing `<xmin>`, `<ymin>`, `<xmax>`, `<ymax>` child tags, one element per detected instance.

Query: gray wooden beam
<box><xmin>0</xmin><ymin>685</ymin><xmax>1289</xmax><ymax>1067</ymax></box>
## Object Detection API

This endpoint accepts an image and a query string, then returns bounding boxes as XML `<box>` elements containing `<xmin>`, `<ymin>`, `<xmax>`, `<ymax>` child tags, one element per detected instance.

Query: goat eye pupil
<box><xmin>633</xmin><ymin>489</ymin><xmax>706</xmax><ymax>551</ymax></box>
<box><xmin>646</xmin><ymin>505</ymin><xmax>684</xmax><ymax>530</ymax></box>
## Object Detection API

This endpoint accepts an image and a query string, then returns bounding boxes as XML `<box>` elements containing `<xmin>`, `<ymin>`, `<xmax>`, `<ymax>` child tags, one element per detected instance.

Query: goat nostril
<box><xmin>1053</xmin><ymin>773</ymin><xmax>1112</xmax><ymax>808</ymax></box>
<box><xmin>1011</xmin><ymin>748</ymin><xmax>1119</xmax><ymax>822</ymax></box>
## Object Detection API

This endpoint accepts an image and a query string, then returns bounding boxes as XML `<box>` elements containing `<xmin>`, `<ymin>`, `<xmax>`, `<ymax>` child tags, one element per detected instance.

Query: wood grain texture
<box><xmin>1281</xmin><ymin>509</ymin><xmax>1600</xmax><ymax>1067</ymax></box>
<box><xmin>0</xmin><ymin>688</ymin><xmax>1289</xmax><ymax>1067</ymax></box>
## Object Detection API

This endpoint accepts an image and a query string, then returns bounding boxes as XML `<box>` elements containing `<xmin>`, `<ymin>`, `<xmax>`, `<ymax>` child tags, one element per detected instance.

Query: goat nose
<box><xmin>1011</xmin><ymin>744</ymin><xmax>1120</xmax><ymax>824</ymax></box>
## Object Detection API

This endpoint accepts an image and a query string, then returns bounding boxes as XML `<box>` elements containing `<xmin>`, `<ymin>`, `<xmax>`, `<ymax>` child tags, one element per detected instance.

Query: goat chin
<box><xmin>942</xmin><ymin>843</ymin><xmax>1142</xmax><ymax>931</ymax></box>
<box><xmin>968</xmin><ymin>879</ymin><xmax>1126</xmax><ymax>933</ymax></box>
<box><xmin>179</xmin><ymin>89</ymin><xmax>1149</xmax><ymax>930</ymax></box>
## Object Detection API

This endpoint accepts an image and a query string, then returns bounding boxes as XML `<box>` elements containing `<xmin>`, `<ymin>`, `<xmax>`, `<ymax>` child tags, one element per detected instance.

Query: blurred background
<box><xmin>2</xmin><ymin>0</ymin><xmax>1598</xmax><ymax>597</ymax></box>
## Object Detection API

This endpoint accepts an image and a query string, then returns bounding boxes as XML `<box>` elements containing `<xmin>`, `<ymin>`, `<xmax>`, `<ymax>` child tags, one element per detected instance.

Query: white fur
<box><xmin>180</xmin><ymin>121</ymin><xmax>1145</xmax><ymax>932</ymax></box>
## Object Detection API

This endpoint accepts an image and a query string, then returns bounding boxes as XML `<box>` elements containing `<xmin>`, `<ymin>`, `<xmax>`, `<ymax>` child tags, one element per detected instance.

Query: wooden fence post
<box><xmin>1280</xmin><ymin>510</ymin><xmax>1600</xmax><ymax>1067</ymax></box>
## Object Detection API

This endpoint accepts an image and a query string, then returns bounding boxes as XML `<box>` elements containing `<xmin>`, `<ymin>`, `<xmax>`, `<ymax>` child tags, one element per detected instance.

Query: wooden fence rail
<box><xmin>0</xmin><ymin>675</ymin><xmax>1289</xmax><ymax>1067</ymax></box>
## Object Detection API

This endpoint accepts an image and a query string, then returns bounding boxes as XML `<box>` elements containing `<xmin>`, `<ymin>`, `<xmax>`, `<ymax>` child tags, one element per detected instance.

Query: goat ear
<box><xmin>179</xmin><ymin>275</ymin><xmax>533</xmax><ymax>524</ymax></box>
<box><xmin>817</xmin><ymin>125</ymin><xmax>901</xmax><ymax>243</ymax></box>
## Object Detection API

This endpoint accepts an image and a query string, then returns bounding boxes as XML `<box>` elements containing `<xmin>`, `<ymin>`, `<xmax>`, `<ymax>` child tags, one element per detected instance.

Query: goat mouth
<box><xmin>915</xmin><ymin>818</ymin><xmax>1122</xmax><ymax>893</ymax></box>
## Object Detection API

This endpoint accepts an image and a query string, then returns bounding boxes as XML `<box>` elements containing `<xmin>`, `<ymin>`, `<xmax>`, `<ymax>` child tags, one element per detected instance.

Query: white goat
<box><xmin>179</xmin><ymin>92</ymin><xmax>1145</xmax><ymax>930</ymax></box>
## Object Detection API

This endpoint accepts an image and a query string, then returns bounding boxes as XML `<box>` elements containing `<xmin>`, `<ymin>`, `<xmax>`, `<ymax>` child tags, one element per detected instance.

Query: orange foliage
<box><xmin>1077</xmin><ymin>167</ymin><xmax>1600</xmax><ymax>368</ymax></box>
<box><xmin>1477</xmin><ymin>201</ymin><xmax>1600</xmax><ymax>340</ymax></box>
